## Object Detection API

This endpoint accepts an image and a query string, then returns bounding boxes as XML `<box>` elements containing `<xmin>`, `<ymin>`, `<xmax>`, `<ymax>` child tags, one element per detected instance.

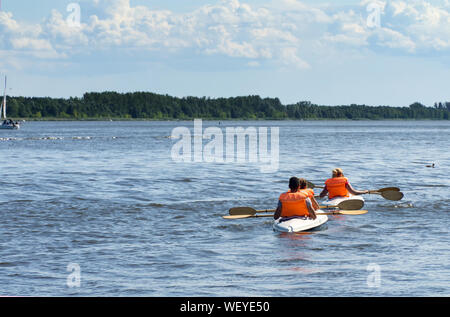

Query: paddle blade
<box><xmin>306</xmin><ymin>180</ymin><xmax>324</xmax><ymax>189</ymax></box>
<box><xmin>338</xmin><ymin>199</ymin><xmax>364</xmax><ymax>210</ymax></box>
<box><xmin>378</xmin><ymin>187</ymin><xmax>400</xmax><ymax>192</ymax></box>
<box><xmin>338</xmin><ymin>209</ymin><xmax>368</xmax><ymax>215</ymax></box>
<box><xmin>223</xmin><ymin>214</ymin><xmax>274</xmax><ymax>220</ymax></box>
<box><xmin>223</xmin><ymin>215</ymin><xmax>253</xmax><ymax>220</ymax></box>
<box><xmin>306</xmin><ymin>180</ymin><xmax>315</xmax><ymax>189</ymax></box>
<box><xmin>381</xmin><ymin>191</ymin><xmax>404</xmax><ymax>201</ymax></box>
<box><xmin>316</xmin><ymin>210</ymin><xmax>368</xmax><ymax>216</ymax></box>
<box><xmin>229</xmin><ymin>207</ymin><xmax>275</xmax><ymax>215</ymax></box>
<box><xmin>229</xmin><ymin>207</ymin><xmax>257</xmax><ymax>216</ymax></box>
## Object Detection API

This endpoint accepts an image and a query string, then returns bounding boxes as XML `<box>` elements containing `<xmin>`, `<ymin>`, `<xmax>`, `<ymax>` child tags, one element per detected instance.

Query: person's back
<box><xmin>320</xmin><ymin>168</ymin><xmax>368</xmax><ymax>199</ymax></box>
<box><xmin>325</xmin><ymin>168</ymin><xmax>349</xmax><ymax>199</ymax></box>
<box><xmin>274</xmin><ymin>177</ymin><xmax>317</xmax><ymax>220</ymax></box>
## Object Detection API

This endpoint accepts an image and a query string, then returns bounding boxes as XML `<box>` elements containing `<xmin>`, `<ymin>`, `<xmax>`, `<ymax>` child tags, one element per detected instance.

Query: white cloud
<box><xmin>0</xmin><ymin>0</ymin><xmax>449</xmax><ymax>72</ymax></box>
<box><xmin>0</xmin><ymin>11</ymin><xmax>63</xmax><ymax>62</ymax></box>
<box><xmin>320</xmin><ymin>0</ymin><xmax>450</xmax><ymax>54</ymax></box>
<box><xmin>373</xmin><ymin>27</ymin><xmax>417</xmax><ymax>52</ymax></box>
<box><xmin>279</xmin><ymin>47</ymin><xmax>310</xmax><ymax>69</ymax></box>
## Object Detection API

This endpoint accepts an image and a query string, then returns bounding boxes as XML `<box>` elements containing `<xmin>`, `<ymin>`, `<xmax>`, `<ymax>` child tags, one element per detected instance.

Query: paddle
<box><xmin>229</xmin><ymin>206</ymin><xmax>366</xmax><ymax>217</ymax></box>
<box><xmin>223</xmin><ymin>209</ymin><xmax>368</xmax><ymax>220</ymax></box>
<box><xmin>369</xmin><ymin>190</ymin><xmax>404</xmax><ymax>201</ymax></box>
<box><xmin>306</xmin><ymin>180</ymin><xmax>400</xmax><ymax>193</ymax></box>
<box><xmin>229</xmin><ymin>207</ymin><xmax>275</xmax><ymax>216</ymax></box>
<box><xmin>320</xmin><ymin>198</ymin><xmax>364</xmax><ymax>210</ymax></box>
<box><xmin>229</xmin><ymin>199</ymin><xmax>363</xmax><ymax>217</ymax></box>
<box><xmin>306</xmin><ymin>180</ymin><xmax>324</xmax><ymax>189</ymax></box>
<box><xmin>223</xmin><ymin>214</ymin><xmax>274</xmax><ymax>219</ymax></box>
<box><xmin>376</xmin><ymin>187</ymin><xmax>400</xmax><ymax>192</ymax></box>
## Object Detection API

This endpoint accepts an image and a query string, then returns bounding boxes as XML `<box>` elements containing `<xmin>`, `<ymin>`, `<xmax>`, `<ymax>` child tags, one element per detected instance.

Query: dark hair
<box><xmin>289</xmin><ymin>177</ymin><xmax>300</xmax><ymax>191</ymax></box>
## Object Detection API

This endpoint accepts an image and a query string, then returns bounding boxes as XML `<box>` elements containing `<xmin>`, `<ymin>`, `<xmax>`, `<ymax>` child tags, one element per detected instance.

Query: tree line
<box><xmin>5</xmin><ymin>92</ymin><xmax>450</xmax><ymax>120</ymax></box>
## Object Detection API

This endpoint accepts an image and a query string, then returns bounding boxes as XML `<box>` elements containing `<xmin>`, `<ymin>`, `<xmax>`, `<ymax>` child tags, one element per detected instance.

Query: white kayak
<box><xmin>322</xmin><ymin>195</ymin><xmax>365</xmax><ymax>209</ymax></box>
<box><xmin>273</xmin><ymin>213</ymin><xmax>328</xmax><ymax>233</ymax></box>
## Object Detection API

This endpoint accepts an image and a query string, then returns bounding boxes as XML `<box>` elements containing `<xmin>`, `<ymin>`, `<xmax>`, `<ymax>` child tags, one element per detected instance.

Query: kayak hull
<box><xmin>273</xmin><ymin>213</ymin><xmax>328</xmax><ymax>233</ymax></box>
<box><xmin>322</xmin><ymin>195</ymin><xmax>365</xmax><ymax>209</ymax></box>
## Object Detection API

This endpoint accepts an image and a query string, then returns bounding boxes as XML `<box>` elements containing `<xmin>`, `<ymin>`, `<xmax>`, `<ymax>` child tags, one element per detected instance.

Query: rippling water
<box><xmin>0</xmin><ymin>120</ymin><xmax>449</xmax><ymax>296</ymax></box>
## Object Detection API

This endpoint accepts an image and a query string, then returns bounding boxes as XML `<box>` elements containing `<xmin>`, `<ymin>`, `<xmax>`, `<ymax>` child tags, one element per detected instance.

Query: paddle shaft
<box><xmin>230</xmin><ymin>198</ymin><xmax>363</xmax><ymax>216</ymax></box>
<box><xmin>307</xmin><ymin>180</ymin><xmax>399</xmax><ymax>193</ymax></box>
<box><xmin>241</xmin><ymin>204</ymin><xmax>353</xmax><ymax>213</ymax></box>
<box><xmin>223</xmin><ymin>210</ymin><xmax>368</xmax><ymax>219</ymax></box>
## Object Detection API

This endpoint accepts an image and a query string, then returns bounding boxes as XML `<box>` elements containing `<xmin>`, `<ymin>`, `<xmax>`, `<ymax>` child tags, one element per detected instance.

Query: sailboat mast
<box><xmin>2</xmin><ymin>76</ymin><xmax>6</xmax><ymax>119</ymax></box>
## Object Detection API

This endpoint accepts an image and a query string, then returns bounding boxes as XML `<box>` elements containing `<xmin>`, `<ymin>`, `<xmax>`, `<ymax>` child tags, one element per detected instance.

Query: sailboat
<box><xmin>0</xmin><ymin>76</ymin><xmax>20</xmax><ymax>130</ymax></box>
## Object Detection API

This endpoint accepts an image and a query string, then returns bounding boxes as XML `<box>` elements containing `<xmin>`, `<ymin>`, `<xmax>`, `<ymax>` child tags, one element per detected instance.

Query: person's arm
<box><xmin>311</xmin><ymin>196</ymin><xmax>320</xmax><ymax>211</ymax></box>
<box><xmin>319</xmin><ymin>186</ymin><xmax>328</xmax><ymax>198</ymax></box>
<box><xmin>306</xmin><ymin>198</ymin><xmax>317</xmax><ymax>220</ymax></box>
<box><xmin>274</xmin><ymin>200</ymin><xmax>282</xmax><ymax>220</ymax></box>
<box><xmin>346</xmin><ymin>183</ymin><xmax>369</xmax><ymax>195</ymax></box>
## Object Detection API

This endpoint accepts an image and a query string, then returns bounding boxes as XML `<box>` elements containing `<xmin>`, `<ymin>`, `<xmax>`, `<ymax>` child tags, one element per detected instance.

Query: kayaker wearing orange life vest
<box><xmin>274</xmin><ymin>177</ymin><xmax>319</xmax><ymax>220</ymax></box>
<box><xmin>319</xmin><ymin>168</ymin><xmax>368</xmax><ymax>199</ymax></box>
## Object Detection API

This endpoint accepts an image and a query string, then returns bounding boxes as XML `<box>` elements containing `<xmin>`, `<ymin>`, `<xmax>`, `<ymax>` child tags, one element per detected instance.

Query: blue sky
<box><xmin>0</xmin><ymin>0</ymin><xmax>449</xmax><ymax>106</ymax></box>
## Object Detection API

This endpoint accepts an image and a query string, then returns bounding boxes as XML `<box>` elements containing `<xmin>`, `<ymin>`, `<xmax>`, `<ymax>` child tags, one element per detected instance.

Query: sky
<box><xmin>0</xmin><ymin>0</ymin><xmax>449</xmax><ymax>107</ymax></box>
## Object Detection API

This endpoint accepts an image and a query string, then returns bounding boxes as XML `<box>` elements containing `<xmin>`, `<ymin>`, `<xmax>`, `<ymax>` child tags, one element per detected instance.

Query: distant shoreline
<box><xmin>12</xmin><ymin>117</ymin><xmax>450</xmax><ymax>122</ymax></box>
<box><xmin>6</xmin><ymin>92</ymin><xmax>450</xmax><ymax>120</ymax></box>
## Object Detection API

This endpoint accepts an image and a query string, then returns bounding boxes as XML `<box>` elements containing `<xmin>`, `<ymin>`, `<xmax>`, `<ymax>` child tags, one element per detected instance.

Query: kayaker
<box><xmin>274</xmin><ymin>177</ymin><xmax>319</xmax><ymax>220</ymax></box>
<box><xmin>319</xmin><ymin>168</ymin><xmax>368</xmax><ymax>199</ymax></box>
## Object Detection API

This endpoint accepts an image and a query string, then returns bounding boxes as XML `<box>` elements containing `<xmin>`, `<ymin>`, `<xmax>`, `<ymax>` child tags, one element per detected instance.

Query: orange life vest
<box><xmin>279</xmin><ymin>189</ymin><xmax>314</xmax><ymax>218</ymax></box>
<box><xmin>325</xmin><ymin>177</ymin><xmax>349</xmax><ymax>199</ymax></box>
<box><xmin>301</xmin><ymin>188</ymin><xmax>315</xmax><ymax>198</ymax></box>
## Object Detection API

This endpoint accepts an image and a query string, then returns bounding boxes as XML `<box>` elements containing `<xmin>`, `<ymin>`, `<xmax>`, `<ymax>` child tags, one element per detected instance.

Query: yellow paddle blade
<box><xmin>223</xmin><ymin>214</ymin><xmax>253</xmax><ymax>219</ymax></box>
<box><xmin>338</xmin><ymin>209</ymin><xmax>368</xmax><ymax>215</ymax></box>
<box><xmin>317</xmin><ymin>210</ymin><xmax>368</xmax><ymax>216</ymax></box>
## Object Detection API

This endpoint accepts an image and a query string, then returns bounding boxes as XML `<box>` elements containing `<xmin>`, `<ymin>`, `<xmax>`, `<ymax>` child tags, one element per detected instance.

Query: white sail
<box><xmin>0</xmin><ymin>75</ymin><xmax>19</xmax><ymax>129</ymax></box>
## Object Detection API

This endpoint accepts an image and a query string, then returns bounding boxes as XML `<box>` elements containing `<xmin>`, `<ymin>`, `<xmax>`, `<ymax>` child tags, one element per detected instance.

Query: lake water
<box><xmin>0</xmin><ymin>120</ymin><xmax>449</xmax><ymax>296</ymax></box>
